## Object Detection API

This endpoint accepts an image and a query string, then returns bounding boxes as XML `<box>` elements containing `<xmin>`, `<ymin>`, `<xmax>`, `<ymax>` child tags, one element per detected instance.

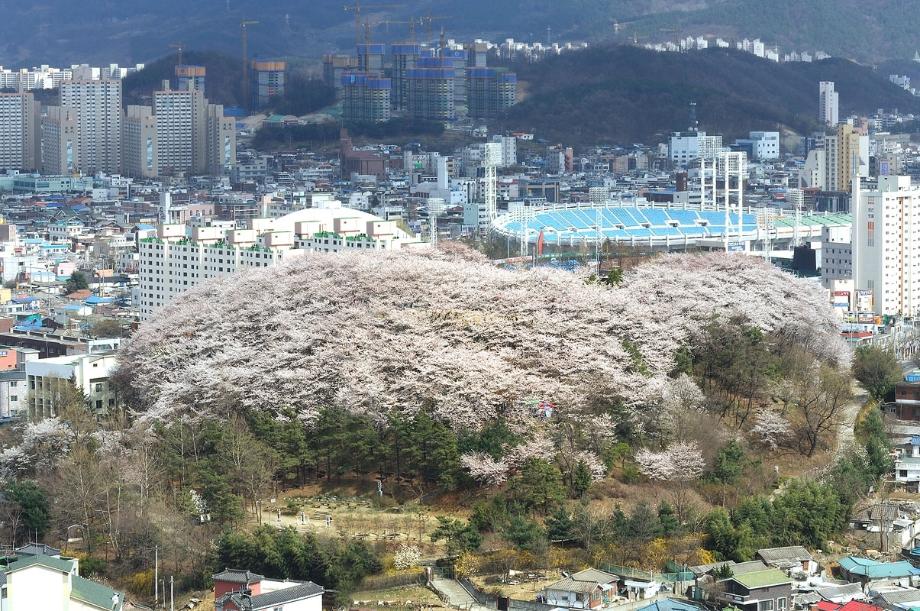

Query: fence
<box><xmin>602</xmin><ymin>564</ymin><xmax>695</xmax><ymax>583</ymax></box>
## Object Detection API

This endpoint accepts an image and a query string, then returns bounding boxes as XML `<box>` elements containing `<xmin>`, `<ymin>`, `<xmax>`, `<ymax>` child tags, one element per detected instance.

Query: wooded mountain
<box><xmin>2</xmin><ymin>0</ymin><xmax>919</xmax><ymax>67</ymax></box>
<box><xmin>499</xmin><ymin>46</ymin><xmax>920</xmax><ymax>145</ymax></box>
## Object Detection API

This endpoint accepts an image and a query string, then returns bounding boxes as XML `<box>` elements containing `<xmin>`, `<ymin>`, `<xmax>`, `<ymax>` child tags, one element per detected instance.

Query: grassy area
<box><xmin>350</xmin><ymin>585</ymin><xmax>443</xmax><ymax>607</ymax></box>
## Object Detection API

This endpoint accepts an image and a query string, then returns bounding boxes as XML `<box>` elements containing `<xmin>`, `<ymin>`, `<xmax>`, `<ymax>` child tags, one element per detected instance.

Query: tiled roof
<box><xmin>249</xmin><ymin>581</ymin><xmax>324</xmax><ymax>608</ymax></box>
<box><xmin>71</xmin><ymin>574</ymin><xmax>124</xmax><ymax>611</ymax></box>
<box><xmin>213</xmin><ymin>568</ymin><xmax>264</xmax><ymax>584</ymax></box>
<box><xmin>839</xmin><ymin>557</ymin><xmax>920</xmax><ymax>579</ymax></box>
<box><xmin>756</xmin><ymin>546</ymin><xmax>813</xmax><ymax>563</ymax></box>
<box><xmin>6</xmin><ymin>553</ymin><xmax>74</xmax><ymax>574</ymax></box>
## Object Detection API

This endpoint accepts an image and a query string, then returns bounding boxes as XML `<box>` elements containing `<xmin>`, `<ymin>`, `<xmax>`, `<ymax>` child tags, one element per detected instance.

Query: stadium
<box><xmin>491</xmin><ymin>203</ymin><xmax>852</xmax><ymax>254</ymax></box>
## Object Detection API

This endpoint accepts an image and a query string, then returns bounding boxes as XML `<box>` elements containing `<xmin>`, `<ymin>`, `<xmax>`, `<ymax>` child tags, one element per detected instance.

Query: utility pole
<box><xmin>154</xmin><ymin>545</ymin><xmax>158</xmax><ymax>605</ymax></box>
<box><xmin>240</xmin><ymin>20</ymin><xmax>259</xmax><ymax>111</ymax></box>
<box><xmin>170</xmin><ymin>575</ymin><xmax>174</xmax><ymax>611</ymax></box>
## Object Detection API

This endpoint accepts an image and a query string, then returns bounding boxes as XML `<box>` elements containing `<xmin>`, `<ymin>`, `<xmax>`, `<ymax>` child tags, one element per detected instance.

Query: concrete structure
<box><xmin>407</xmin><ymin>58</ymin><xmax>456</xmax><ymax>121</ymax></box>
<box><xmin>467</xmin><ymin>68</ymin><xmax>517</xmax><ymax>119</ymax></box>
<box><xmin>853</xmin><ymin>176</ymin><xmax>920</xmax><ymax>316</ymax></box>
<box><xmin>213</xmin><ymin>567</ymin><xmax>323</xmax><ymax>611</ymax></box>
<box><xmin>390</xmin><ymin>44</ymin><xmax>421</xmax><ymax>110</ymax></box>
<box><xmin>154</xmin><ymin>83</ymin><xmax>206</xmax><ymax>176</ymax></box>
<box><xmin>341</xmin><ymin>73</ymin><xmax>392</xmax><ymax>123</ymax></box>
<box><xmin>826</xmin><ymin>124</ymin><xmax>869</xmax><ymax>193</ymax></box>
<box><xmin>819</xmin><ymin>81</ymin><xmax>839</xmax><ymax>127</ymax></box>
<box><xmin>733</xmin><ymin>131</ymin><xmax>780</xmax><ymax>161</ymax></box>
<box><xmin>26</xmin><ymin>352</ymin><xmax>119</xmax><ymax>419</ymax></box>
<box><xmin>252</xmin><ymin>60</ymin><xmax>286</xmax><ymax>109</ymax></box>
<box><xmin>138</xmin><ymin>204</ymin><xmax>422</xmax><ymax>320</ymax></box>
<box><xmin>175</xmin><ymin>64</ymin><xmax>206</xmax><ymax>93</ymax></box>
<box><xmin>715</xmin><ymin>568</ymin><xmax>792</xmax><ymax>611</ymax></box>
<box><xmin>122</xmin><ymin>105</ymin><xmax>157</xmax><ymax>179</ymax></box>
<box><xmin>0</xmin><ymin>92</ymin><xmax>38</xmax><ymax>171</ymax></box>
<box><xmin>821</xmin><ymin>225</ymin><xmax>853</xmax><ymax>296</ymax></box>
<box><xmin>59</xmin><ymin>78</ymin><xmax>122</xmax><ymax>174</ymax></box>
<box><xmin>206</xmin><ymin>103</ymin><xmax>236</xmax><ymax>175</ymax></box>
<box><xmin>322</xmin><ymin>53</ymin><xmax>356</xmax><ymax>93</ymax></box>
<box><xmin>669</xmin><ymin>131</ymin><xmax>723</xmax><ymax>166</ymax></box>
<box><xmin>40</xmin><ymin>105</ymin><xmax>78</xmax><ymax>175</ymax></box>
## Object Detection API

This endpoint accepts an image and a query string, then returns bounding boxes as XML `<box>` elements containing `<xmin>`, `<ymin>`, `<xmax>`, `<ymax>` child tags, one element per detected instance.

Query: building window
<box><xmin>758</xmin><ymin>602</ymin><xmax>774</xmax><ymax>611</ymax></box>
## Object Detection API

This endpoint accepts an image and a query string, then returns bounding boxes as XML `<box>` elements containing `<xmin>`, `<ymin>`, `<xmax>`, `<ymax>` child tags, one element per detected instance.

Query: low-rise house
<box><xmin>872</xmin><ymin>588</ymin><xmax>920</xmax><ymax>611</ymax></box>
<box><xmin>541</xmin><ymin>569</ymin><xmax>619</xmax><ymax>609</ymax></box>
<box><xmin>838</xmin><ymin>558</ymin><xmax>920</xmax><ymax>590</ymax></box>
<box><xmin>757</xmin><ymin>546</ymin><xmax>818</xmax><ymax>576</ymax></box>
<box><xmin>213</xmin><ymin>568</ymin><xmax>324</xmax><ymax>611</ymax></box>
<box><xmin>715</xmin><ymin>567</ymin><xmax>793</xmax><ymax>611</ymax></box>
<box><xmin>894</xmin><ymin>437</ymin><xmax>920</xmax><ymax>492</ymax></box>
<box><xmin>815</xmin><ymin>600</ymin><xmax>884</xmax><ymax>611</ymax></box>
<box><xmin>850</xmin><ymin>503</ymin><xmax>920</xmax><ymax>549</ymax></box>
<box><xmin>1</xmin><ymin>553</ymin><xmax>123</xmax><ymax>610</ymax></box>
<box><xmin>815</xmin><ymin>583</ymin><xmax>866</xmax><ymax>605</ymax></box>
<box><xmin>636</xmin><ymin>598</ymin><xmax>704</xmax><ymax>611</ymax></box>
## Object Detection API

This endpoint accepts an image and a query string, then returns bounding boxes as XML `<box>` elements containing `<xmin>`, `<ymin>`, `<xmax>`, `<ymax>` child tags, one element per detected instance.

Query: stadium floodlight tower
<box><xmin>484</xmin><ymin>159</ymin><xmax>497</xmax><ymax>222</ymax></box>
<box><xmin>720</xmin><ymin>151</ymin><xmax>745</xmax><ymax>252</ymax></box>
<box><xmin>700</xmin><ymin>157</ymin><xmax>718</xmax><ymax>211</ymax></box>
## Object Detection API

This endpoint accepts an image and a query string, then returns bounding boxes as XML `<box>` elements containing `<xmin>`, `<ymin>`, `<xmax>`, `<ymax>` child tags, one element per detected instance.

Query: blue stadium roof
<box><xmin>494</xmin><ymin>205</ymin><xmax>758</xmax><ymax>244</ymax></box>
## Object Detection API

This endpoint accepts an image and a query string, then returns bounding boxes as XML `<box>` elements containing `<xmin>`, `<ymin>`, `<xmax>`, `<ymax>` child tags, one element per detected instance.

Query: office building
<box><xmin>122</xmin><ymin>105</ymin><xmax>158</xmax><ymax>179</ymax></box>
<box><xmin>0</xmin><ymin>92</ymin><xmax>38</xmax><ymax>171</ymax></box>
<box><xmin>252</xmin><ymin>60</ymin><xmax>286</xmax><ymax>109</ymax></box>
<box><xmin>819</xmin><ymin>81</ymin><xmax>839</xmax><ymax>126</ymax></box>
<box><xmin>853</xmin><ymin>176</ymin><xmax>920</xmax><ymax>316</ymax></box>
<box><xmin>342</xmin><ymin>73</ymin><xmax>392</xmax><ymax>123</ymax></box>
<box><xmin>206</xmin><ymin>103</ymin><xmax>236</xmax><ymax>175</ymax></box>
<box><xmin>59</xmin><ymin>78</ymin><xmax>122</xmax><ymax>174</ymax></box>
<box><xmin>390</xmin><ymin>44</ymin><xmax>421</xmax><ymax>110</ymax></box>
<box><xmin>733</xmin><ymin>131</ymin><xmax>780</xmax><ymax>161</ymax></box>
<box><xmin>154</xmin><ymin>82</ymin><xmax>206</xmax><ymax>176</ymax></box>
<box><xmin>668</xmin><ymin>131</ymin><xmax>723</xmax><ymax>165</ymax></box>
<box><xmin>40</xmin><ymin>105</ymin><xmax>78</xmax><ymax>175</ymax></box>
<box><xmin>467</xmin><ymin>68</ymin><xmax>517</xmax><ymax>119</ymax></box>
<box><xmin>407</xmin><ymin>59</ymin><xmax>456</xmax><ymax>121</ymax></box>
<box><xmin>175</xmin><ymin>64</ymin><xmax>206</xmax><ymax>93</ymax></box>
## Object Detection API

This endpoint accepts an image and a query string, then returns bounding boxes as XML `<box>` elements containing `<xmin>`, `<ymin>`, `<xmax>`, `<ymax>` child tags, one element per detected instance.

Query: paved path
<box><xmin>833</xmin><ymin>381</ymin><xmax>869</xmax><ymax>461</ymax></box>
<box><xmin>430</xmin><ymin>578</ymin><xmax>492</xmax><ymax>611</ymax></box>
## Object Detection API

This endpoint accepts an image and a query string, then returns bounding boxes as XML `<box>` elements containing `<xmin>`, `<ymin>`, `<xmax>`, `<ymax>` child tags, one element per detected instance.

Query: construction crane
<box><xmin>344</xmin><ymin>1</ymin><xmax>404</xmax><ymax>46</ymax></box>
<box><xmin>240</xmin><ymin>20</ymin><xmax>258</xmax><ymax>111</ymax></box>
<box><xmin>419</xmin><ymin>13</ymin><xmax>450</xmax><ymax>45</ymax></box>
<box><xmin>379</xmin><ymin>18</ymin><xmax>416</xmax><ymax>42</ymax></box>
<box><xmin>169</xmin><ymin>42</ymin><xmax>184</xmax><ymax>67</ymax></box>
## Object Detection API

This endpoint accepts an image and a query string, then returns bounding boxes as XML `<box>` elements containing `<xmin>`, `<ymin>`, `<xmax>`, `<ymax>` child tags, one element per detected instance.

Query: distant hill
<box><xmin>122</xmin><ymin>51</ymin><xmax>335</xmax><ymax>115</ymax></box>
<box><xmin>499</xmin><ymin>46</ymin><xmax>920</xmax><ymax>145</ymax></box>
<box><xmin>4</xmin><ymin>1</ymin><xmax>920</xmax><ymax>67</ymax></box>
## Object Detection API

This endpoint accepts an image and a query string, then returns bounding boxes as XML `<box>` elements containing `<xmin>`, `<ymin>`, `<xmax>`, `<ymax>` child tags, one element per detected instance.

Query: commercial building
<box><xmin>825</xmin><ymin>123</ymin><xmax>869</xmax><ymax>193</ymax></box>
<box><xmin>26</xmin><ymin>352</ymin><xmax>120</xmax><ymax>419</ymax></box>
<box><xmin>252</xmin><ymin>60</ymin><xmax>286</xmax><ymax>109</ymax></box>
<box><xmin>406</xmin><ymin>59</ymin><xmax>456</xmax><ymax>121</ymax></box>
<box><xmin>122</xmin><ymin>104</ymin><xmax>158</xmax><ymax>179</ymax></box>
<box><xmin>175</xmin><ymin>64</ymin><xmax>206</xmax><ymax>93</ymax></box>
<box><xmin>467</xmin><ymin>68</ymin><xmax>517</xmax><ymax>119</ymax></box>
<box><xmin>819</xmin><ymin>81</ymin><xmax>839</xmax><ymax>126</ymax></box>
<box><xmin>733</xmin><ymin>131</ymin><xmax>780</xmax><ymax>161</ymax></box>
<box><xmin>0</xmin><ymin>92</ymin><xmax>38</xmax><ymax>171</ymax></box>
<box><xmin>820</xmin><ymin>225</ymin><xmax>853</xmax><ymax>296</ymax></box>
<box><xmin>853</xmin><ymin>176</ymin><xmax>920</xmax><ymax>316</ymax></box>
<box><xmin>341</xmin><ymin>73</ymin><xmax>392</xmax><ymax>123</ymax></box>
<box><xmin>59</xmin><ymin>78</ymin><xmax>122</xmax><ymax>174</ymax></box>
<box><xmin>40</xmin><ymin>105</ymin><xmax>78</xmax><ymax>175</ymax></box>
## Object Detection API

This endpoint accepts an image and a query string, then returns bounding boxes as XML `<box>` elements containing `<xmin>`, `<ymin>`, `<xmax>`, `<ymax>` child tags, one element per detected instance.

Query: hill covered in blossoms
<box><xmin>118</xmin><ymin>249</ymin><xmax>846</xmax><ymax>434</ymax></box>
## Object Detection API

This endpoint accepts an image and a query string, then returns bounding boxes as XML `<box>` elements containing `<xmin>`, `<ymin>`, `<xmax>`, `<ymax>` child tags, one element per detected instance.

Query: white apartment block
<box><xmin>122</xmin><ymin>104</ymin><xmax>157</xmax><ymax>179</ymax></box>
<box><xmin>819</xmin><ymin>81</ymin><xmax>839</xmax><ymax>126</ymax></box>
<box><xmin>206</xmin><ymin>103</ymin><xmax>236</xmax><ymax>175</ymax></box>
<box><xmin>41</xmin><ymin>105</ymin><xmax>78</xmax><ymax>174</ymax></box>
<box><xmin>0</xmin><ymin>92</ymin><xmax>38</xmax><ymax>172</ymax></box>
<box><xmin>854</xmin><ymin>176</ymin><xmax>920</xmax><ymax>316</ymax></box>
<box><xmin>138</xmin><ymin>206</ymin><xmax>423</xmax><ymax>320</ymax></box>
<box><xmin>669</xmin><ymin>131</ymin><xmax>723</xmax><ymax>165</ymax></box>
<box><xmin>154</xmin><ymin>86</ymin><xmax>206</xmax><ymax>176</ymax></box>
<box><xmin>60</xmin><ymin>79</ymin><xmax>122</xmax><ymax>175</ymax></box>
<box><xmin>26</xmin><ymin>353</ymin><xmax>119</xmax><ymax>420</ymax></box>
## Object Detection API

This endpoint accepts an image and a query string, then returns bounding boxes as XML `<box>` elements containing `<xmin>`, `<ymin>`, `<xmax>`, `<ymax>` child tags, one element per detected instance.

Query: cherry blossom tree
<box><xmin>751</xmin><ymin>410</ymin><xmax>792</xmax><ymax>451</ymax></box>
<box><xmin>635</xmin><ymin>441</ymin><xmax>705</xmax><ymax>521</ymax></box>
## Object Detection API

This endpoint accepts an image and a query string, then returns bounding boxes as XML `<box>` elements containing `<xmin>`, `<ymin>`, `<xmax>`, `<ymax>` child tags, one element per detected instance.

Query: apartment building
<box><xmin>122</xmin><ymin>104</ymin><xmax>158</xmax><ymax>179</ymax></box>
<box><xmin>59</xmin><ymin>78</ymin><xmax>122</xmax><ymax>174</ymax></box>
<box><xmin>0</xmin><ymin>92</ymin><xmax>38</xmax><ymax>171</ymax></box>
<box><xmin>154</xmin><ymin>83</ymin><xmax>206</xmax><ymax>176</ymax></box>
<box><xmin>138</xmin><ymin>205</ymin><xmax>423</xmax><ymax>320</ymax></box>
<box><xmin>25</xmin><ymin>353</ymin><xmax>119</xmax><ymax>420</ymax></box>
<box><xmin>853</xmin><ymin>176</ymin><xmax>920</xmax><ymax>316</ymax></box>
<box><xmin>40</xmin><ymin>105</ymin><xmax>79</xmax><ymax>175</ymax></box>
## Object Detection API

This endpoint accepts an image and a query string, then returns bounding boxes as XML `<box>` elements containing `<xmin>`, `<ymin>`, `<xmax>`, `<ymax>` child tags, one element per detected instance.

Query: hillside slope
<box><xmin>500</xmin><ymin>46</ymin><xmax>920</xmax><ymax>145</ymax></box>
<box><xmin>3</xmin><ymin>0</ymin><xmax>920</xmax><ymax>66</ymax></box>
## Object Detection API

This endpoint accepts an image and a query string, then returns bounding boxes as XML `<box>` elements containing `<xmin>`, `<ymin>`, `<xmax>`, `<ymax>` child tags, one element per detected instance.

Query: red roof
<box><xmin>815</xmin><ymin>601</ymin><xmax>883</xmax><ymax>611</ymax></box>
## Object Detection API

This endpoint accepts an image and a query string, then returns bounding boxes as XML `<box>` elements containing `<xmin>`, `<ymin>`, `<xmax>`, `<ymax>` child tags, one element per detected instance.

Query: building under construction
<box><xmin>467</xmin><ymin>68</ymin><xmax>517</xmax><ymax>119</ymax></box>
<box><xmin>251</xmin><ymin>60</ymin><xmax>286</xmax><ymax>109</ymax></box>
<box><xmin>342</xmin><ymin>72</ymin><xmax>392</xmax><ymax>123</ymax></box>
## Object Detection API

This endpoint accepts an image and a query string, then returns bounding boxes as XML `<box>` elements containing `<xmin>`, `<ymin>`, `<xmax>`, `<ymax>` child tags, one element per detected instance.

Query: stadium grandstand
<box><xmin>491</xmin><ymin>203</ymin><xmax>852</xmax><ymax>253</ymax></box>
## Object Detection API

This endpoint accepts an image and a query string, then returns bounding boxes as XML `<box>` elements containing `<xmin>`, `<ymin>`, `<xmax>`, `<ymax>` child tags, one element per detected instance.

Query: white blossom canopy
<box><xmin>118</xmin><ymin>250</ymin><xmax>846</xmax><ymax>431</ymax></box>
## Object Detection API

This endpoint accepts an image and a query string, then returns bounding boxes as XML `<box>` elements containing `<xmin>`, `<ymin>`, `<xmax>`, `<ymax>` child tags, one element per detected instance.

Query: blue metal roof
<box><xmin>839</xmin><ymin>557</ymin><xmax>920</xmax><ymax>579</ymax></box>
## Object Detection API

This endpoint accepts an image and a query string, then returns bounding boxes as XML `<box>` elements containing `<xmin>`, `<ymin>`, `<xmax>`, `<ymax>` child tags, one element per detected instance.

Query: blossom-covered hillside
<box><xmin>118</xmin><ymin>250</ymin><xmax>846</xmax><ymax>430</ymax></box>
